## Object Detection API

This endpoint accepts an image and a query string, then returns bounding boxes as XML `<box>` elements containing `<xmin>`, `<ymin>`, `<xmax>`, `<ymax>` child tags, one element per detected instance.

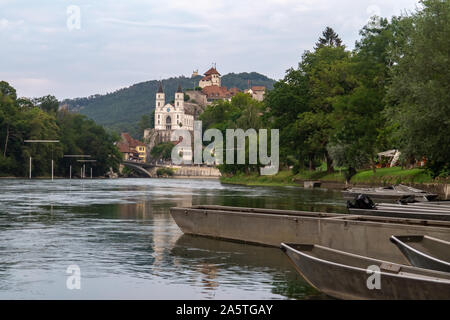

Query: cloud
<box><xmin>0</xmin><ymin>18</ymin><xmax>24</xmax><ymax>29</ymax></box>
<box><xmin>0</xmin><ymin>0</ymin><xmax>421</xmax><ymax>99</ymax></box>
<box><xmin>98</xmin><ymin>17</ymin><xmax>211</xmax><ymax>31</ymax></box>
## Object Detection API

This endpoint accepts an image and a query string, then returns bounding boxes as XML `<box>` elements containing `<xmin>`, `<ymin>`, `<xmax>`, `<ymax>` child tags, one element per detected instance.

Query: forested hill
<box><xmin>61</xmin><ymin>72</ymin><xmax>275</xmax><ymax>137</ymax></box>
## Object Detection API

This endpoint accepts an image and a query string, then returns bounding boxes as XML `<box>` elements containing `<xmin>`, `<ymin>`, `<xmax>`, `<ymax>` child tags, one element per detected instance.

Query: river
<box><xmin>0</xmin><ymin>178</ymin><xmax>346</xmax><ymax>299</ymax></box>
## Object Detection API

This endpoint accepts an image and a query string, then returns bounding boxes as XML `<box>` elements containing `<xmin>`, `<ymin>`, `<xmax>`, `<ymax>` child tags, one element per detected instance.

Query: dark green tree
<box><xmin>385</xmin><ymin>0</ymin><xmax>450</xmax><ymax>177</ymax></box>
<box><xmin>138</xmin><ymin>114</ymin><xmax>153</xmax><ymax>138</ymax></box>
<box><xmin>34</xmin><ymin>95</ymin><xmax>59</xmax><ymax>113</ymax></box>
<box><xmin>315</xmin><ymin>27</ymin><xmax>343</xmax><ymax>49</ymax></box>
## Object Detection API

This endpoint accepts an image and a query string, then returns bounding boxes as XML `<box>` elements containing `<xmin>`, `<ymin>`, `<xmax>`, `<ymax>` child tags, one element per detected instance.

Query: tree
<box><xmin>385</xmin><ymin>0</ymin><xmax>450</xmax><ymax>177</ymax></box>
<box><xmin>0</xmin><ymin>82</ymin><xmax>122</xmax><ymax>177</ymax></box>
<box><xmin>315</xmin><ymin>27</ymin><xmax>343</xmax><ymax>49</ymax></box>
<box><xmin>138</xmin><ymin>114</ymin><xmax>153</xmax><ymax>138</ymax></box>
<box><xmin>150</xmin><ymin>142</ymin><xmax>174</xmax><ymax>162</ymax></box>
<box><xmin>327</xmin><ymin>16</ymin><xmax>394</xmax><ymax>175</ymax></box>
<box><xmin>34</xmin><ymin>95</ymin><xmax>59</xmax><ymax>113</ymax></box>
<box><xmin>301</xmin><ymin>45</ymin><xmax>355</xmax><ymax>172</ymax></box>
<box><xmin>0</xmin><ymin>81</ymin><xmax>17</xmax><ymax>100</ymax></box>
<box><xmin>0</xmin><ymin>82</ymin><xmax>19</xmax><ymax>158</ymax></box>
<box><xmin>264</xmin><ymin>67</ymin><xmax>310</xmax><ymax>168</ymax></box>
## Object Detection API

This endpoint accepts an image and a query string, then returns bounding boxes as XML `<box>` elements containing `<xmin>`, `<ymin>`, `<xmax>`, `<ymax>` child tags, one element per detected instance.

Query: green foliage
<box><xmin>221</xmin><ymin>167</ymin><xmax>434</xmax><ymax>186</ymax></box>
<box><xmin>156</xmin><ymin>167</ymin><xmax>174</xmax><ymax>177</ymax></box>
<box><xmin>150</xmin><ymin>142</ymin><xmax>174</xmax><ymax>161</ymax></box>
<box><xmin>315</xmin><ymin>26</ymin><xmax>343</xmax><ymax>49</ymax></box>
<box><xmin>34</xmin><ymin>95</ymin><xmax>59</xmax><ymax>113</ymax></box>
<box><xmin>221</xmin><ymin>72</ymin><xmax>275</xmax><ymax>90</ymax></box>
<box><xmin>385</xmin><ymin>0</ymin><xmax>450</xmax><ymax>177</ymax></box>
<box><xmin>218</xmin><ymin>6</ymin><xmax>449</xmax><ymax>182</ymax></box>
<box><xmin>62</xmin><ymin>73</ymin><xmax>275</xmax><ymax>138</ymax></box>
<box><xmin>57</xmin><ymin>111</ymin><xmax>122</xmax><ymax>177</ymax></box>
<box><xmin>138</xmin><ymin>114</ymin><xmax>153</xmax><ymax>138</ymax></box>
<box><xmin>200</xmin><ymin>93</ymin><xmax>266</xmax><ymax>175</ymax></box>
<box><xmin>0</xmin><ymin>82</ymin><xmax>121</xmax><ymax>177</ymax></box>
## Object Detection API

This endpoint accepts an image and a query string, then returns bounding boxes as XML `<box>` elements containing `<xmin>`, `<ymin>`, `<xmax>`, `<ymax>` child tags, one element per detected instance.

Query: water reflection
<box><xmin>171</xmin><ymin>234</ymin><xmax>327</xmax><ymax>299</ymax></box>
<box><xmin>0</xmin><ymin>178</ymin><xmax>344</xmax><ymax>299</ymax></box>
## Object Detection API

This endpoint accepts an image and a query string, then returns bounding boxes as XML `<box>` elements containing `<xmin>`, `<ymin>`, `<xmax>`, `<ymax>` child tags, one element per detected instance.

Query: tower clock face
<box><xmin>167</xmin><ymin>108</ymin><xmax>170</xmax><ymax>112</ymax></box>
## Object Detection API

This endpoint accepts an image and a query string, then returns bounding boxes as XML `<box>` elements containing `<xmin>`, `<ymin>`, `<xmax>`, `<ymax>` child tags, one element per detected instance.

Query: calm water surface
<box><xmin>0</xmin><ymin>178</ymin><xmax>346</xmax><ymax>299</ymax></box>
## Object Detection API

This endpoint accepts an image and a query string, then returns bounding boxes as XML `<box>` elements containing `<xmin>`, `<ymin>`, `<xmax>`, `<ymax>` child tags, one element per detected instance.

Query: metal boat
<box><xmin>281</xmin><ymin>243</ymin><xmax>450</xmax><ymax>300</ymax></box>
<box><xmin>342</xmin><ymin>185</ymin><xmax>438</xmax><ymax>202</ymax></box>
<box><xmin>170</xmin><ymin>205</ymin><xmax>450</xmax><ymax>264</ymax></box>
<box><xmin>390</xmin><ymin>235</ymin><xmax>450</xmax><ymax>272</ymax></box>
<box><xmin>348</xmin><ymin>202</ymin><xmax>450</xmax><ymax>221</ymax></box>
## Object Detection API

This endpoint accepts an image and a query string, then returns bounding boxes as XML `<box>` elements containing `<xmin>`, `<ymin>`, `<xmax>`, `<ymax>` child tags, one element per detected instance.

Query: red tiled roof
<box><xmin>117</xmin><ymin>142</ymin><xmax>131</xmax><ymax>153</ymax></box>
<box><xmin>201</xmin><ymin>86</ymin><xmax>231</xmax><ymax>99</ymax></box>
<box><xmin>229</xmin><ymin>87</ymin><xmax>240</xmax><ymax>95</ymax></box>
<box><xmin>204</xmin><ymin>67</ymin><xmax>220</xmax><ymax>76</ymax></box>
<box><xmin>120</xmin><ymin>133</ymin><xmax>145</xmax><ymax>150</ymax></box>
<box><xmin>251</xmin><ymin>86</ymin><xmax>266</xmax><ymax>91</ymax></box>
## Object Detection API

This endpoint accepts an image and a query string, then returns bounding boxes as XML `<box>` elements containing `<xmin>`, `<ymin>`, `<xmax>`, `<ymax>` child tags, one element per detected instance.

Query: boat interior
<box><xmin>392</xmin><ymin>235</ymin><xmax>450</xmax><ymax>262</ymax></box>
<box><xmin>185</xmin><ymin>205</ymin><xmax>450</xmax><ymax>228</ymax></box>
<box><xmin>189</xmin><ymin>205</ymin><xmax>344</xmax><ymax>218</ymax></box>
<box><xmin>282</xmin><ymin>243</ymin><xmax>450</xmax><ymax>281</ymax></box>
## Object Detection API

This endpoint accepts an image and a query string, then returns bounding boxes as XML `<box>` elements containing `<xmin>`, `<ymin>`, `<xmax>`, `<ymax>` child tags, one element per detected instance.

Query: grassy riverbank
<box><xmin>220</xmin><ymin>167</ymin><xmax>440</xmax><ymax>187</ymax></box>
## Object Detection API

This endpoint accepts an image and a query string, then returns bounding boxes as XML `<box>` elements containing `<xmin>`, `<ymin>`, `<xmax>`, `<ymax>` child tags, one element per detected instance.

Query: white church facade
<box><xmin>154</xmin><ymin>83</ymin><xmax>194</xmax><ymax>132</ymax></box>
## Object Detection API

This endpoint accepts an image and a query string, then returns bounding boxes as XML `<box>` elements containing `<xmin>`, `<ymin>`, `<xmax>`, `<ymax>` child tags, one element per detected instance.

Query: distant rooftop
<box><xmin>204</xmin><ymin>67</ymin><xmax>220</xmax><ymax>76</ymax></box>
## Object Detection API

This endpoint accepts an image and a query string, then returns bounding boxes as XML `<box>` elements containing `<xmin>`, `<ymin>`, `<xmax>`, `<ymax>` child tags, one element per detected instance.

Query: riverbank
<box><xmin>220</xmin><ymin>168</ymin><xmax>449</xmax><ymax>198</ymax></box>
<box><xmin>221</xmin><ymin>167</ymin><xmax>438</xmax><ymax>185</ymax></box>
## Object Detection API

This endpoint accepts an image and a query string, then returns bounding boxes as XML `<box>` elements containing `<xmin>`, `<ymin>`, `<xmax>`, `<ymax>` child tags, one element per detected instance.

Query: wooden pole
<box><xmin>90</xmin><ymin>167</ymin><xmax>92</xmax><ymax>179</ymax></box>
<box><xmin>29</xmin><ymin>157</ymin><xmax>32</xmax><ymax>179</ymax></box>
<box><xmin>69</xmin><ymin>165</ymin><xmax>72</xmax><ymax>179</ymax></box>
<box><xmin>51</xmin><ymin>160</ymin><xmax>54</xmax><ymax>181</ymax></box>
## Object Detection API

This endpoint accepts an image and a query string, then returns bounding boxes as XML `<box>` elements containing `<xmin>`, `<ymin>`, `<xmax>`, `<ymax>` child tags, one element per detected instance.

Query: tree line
<box><xmin>200</xmin><ymin>0</ymin><xmax>449</xmax><ymax>179</ymax></box>
<box><xmin>0</xmin><ymin>82</ymin><xmax>122</xmax><ymax>177</ymax></box>
<box><xmin>61</xmin><ymin>72</ymin><xmax>275</xmax><ymax>139</ymax></box>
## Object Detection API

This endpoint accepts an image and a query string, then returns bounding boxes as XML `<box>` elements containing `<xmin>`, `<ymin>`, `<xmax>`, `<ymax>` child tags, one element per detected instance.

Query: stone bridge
<box><xmin>123</xmin><ymin>161</ymin><xmax>221</xmax><ymax>178</ymax></box>
<box><xmin>123</xmin><ymin>161</ymin><xmax>158</xmax><ymax>177</ymax></box>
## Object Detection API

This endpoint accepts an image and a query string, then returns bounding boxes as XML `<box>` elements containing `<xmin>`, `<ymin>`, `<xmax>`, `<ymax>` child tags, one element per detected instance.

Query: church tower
<box><xmin>174</xmin><ymin>84</ymin><xmax>184</xmax><ymax>110</ymax></box>
<box><xmin>156</xmin><ymin>82</ymin><xmax>165</xmax><ymax>109</ymax></box>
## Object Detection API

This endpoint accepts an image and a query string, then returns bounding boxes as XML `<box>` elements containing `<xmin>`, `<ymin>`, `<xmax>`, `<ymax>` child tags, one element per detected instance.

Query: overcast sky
<box><xmin>0</xmin><ymin>0</ymin><xmax>420</xmax><ymax>100</ymax></box>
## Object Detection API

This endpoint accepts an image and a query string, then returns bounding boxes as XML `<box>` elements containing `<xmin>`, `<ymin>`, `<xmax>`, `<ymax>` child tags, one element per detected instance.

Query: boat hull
<box><xmin>170</xmin><ymin>205</ymin><xmax>450</xmax><ymax>264</ymax></box>
<box><xmin>281</xmin><ymin>243</ymin><xmax>450</xmax><ymax>300</ymax></box>
<box><xmin>390</xmin><ymin>235</ymin><xmax>450</xmax><ymax>273</ymax></box>
<box><xmin>348</xmin><ymin>208</ymin><xmax>450</xmax><ymax>221</ymax></box>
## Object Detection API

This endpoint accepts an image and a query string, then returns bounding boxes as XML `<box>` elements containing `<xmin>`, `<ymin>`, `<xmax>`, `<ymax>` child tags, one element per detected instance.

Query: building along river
<box><xmin>0</xmin><ymin>178</ymin><xmax>346</xmax><ymax>299</ymax></box>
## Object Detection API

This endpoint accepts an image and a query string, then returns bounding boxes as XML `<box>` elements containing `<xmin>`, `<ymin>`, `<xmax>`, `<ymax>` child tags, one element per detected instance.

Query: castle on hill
<box><xmin>154</xmin><ymin>66</ymin><xmax>266</xmax><ymax>134</ymax></box>
<box><xmin>144</xmin><ymin>66</ymin><xmax>267</xmax><ymax>164</ymax></box>
<box><xmin>154</xmin><ymin>83</ymin><xmax>194</xmax><ymax>132</ymax></box>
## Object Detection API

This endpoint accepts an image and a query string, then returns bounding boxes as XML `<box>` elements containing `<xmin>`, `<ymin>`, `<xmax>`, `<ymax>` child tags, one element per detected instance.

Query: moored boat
<box><xmin>342</xmin><ymin>185</ymin><xmax>438</xmax><ymax>202</ymax></box>
<box><xmin>280</xmin><ymin>243</ymin><xmax>450</xmax><ymax>300</ymax></box>
<box><xmin>348</xmin><ymin>205</ymin><xmax>450</xmax><ymax>221</ymax></box>
<box><xmin>170</xmin><ymin>205</ymin><xmax>450</xmax><ymax>264</ymax></box>
<box><xmin>390</xmin><ymin>235</ymin><xmax>450</xmax><ymax>273</ymax></box>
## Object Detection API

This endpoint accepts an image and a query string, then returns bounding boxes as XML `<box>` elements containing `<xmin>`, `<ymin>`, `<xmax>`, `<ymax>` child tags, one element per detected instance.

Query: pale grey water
<box><xmin>0</xmin><ymin>178</ymin><xmax>346</xmax><ymax>299</ymax></box>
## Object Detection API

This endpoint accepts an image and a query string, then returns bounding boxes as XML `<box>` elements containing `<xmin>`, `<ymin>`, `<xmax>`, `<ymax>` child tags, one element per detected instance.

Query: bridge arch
<box><xmin>123</xmin><ymin>162</ymin><xmax>154</xmax><ymax>178</ymax></box>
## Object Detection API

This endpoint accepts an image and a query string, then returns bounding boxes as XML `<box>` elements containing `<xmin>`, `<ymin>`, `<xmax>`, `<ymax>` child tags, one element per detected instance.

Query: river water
<box><xmin>0</xmin><ymin>178</ymin><xmax>346</xmax><ymax>299</ymax></box>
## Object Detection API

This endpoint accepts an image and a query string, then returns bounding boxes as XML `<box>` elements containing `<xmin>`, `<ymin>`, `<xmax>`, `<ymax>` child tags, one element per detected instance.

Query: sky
<box><xmin>0</xmin><ymin>0</ymin><xmax>420</xmax><ymax>100</ymax></box>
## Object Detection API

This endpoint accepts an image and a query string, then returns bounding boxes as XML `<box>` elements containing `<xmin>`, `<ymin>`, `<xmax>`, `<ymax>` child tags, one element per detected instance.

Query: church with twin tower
<box><xmin>154</xmin><ymin>83</ymin><xmax>194</xmax><ymax>132</ymax></box>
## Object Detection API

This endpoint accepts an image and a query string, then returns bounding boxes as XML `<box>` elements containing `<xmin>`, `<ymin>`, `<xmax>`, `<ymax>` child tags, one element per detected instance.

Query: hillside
<box><xmin>61</xmin><ymin>72</ymin><xmax>275</xmax><ymax>138</ymax></box>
